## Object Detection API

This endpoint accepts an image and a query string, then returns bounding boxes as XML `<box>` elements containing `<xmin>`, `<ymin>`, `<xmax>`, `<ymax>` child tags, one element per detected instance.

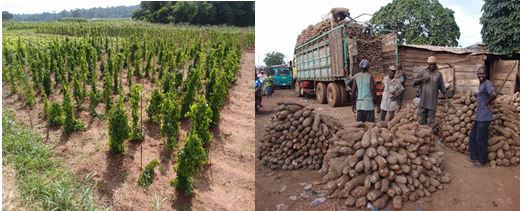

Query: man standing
<box><xmin>350</xmin><ymin>59</ymin><xmax>376</xmax><ymax>122</ymax></box>
<box><xmin>396</xmin><ymin>64</ymin><xmax>406</xmax><ymax>111</ymax></box>
<box><xmin>264</xmin><ymin>70</ymin><xmax>273</xmax><ymax>97</ymax></box>
<box><xmin>413</xmin><ymin>56</ymin><xmax>448</xmax><ymax>126</ymax></box>
<box><xmin>469</xmin><ymin>66</ymin><xmax>497</xmax><ymax>167</ymax></box>
<box><xmin>347</xmin><ymin>33</ymin><xmax>358</xmax><ymax>76</ymax></box>
<box><xmin>380</xmin><ymin>65</ymin><xmax>404</xmax><ymax>121</ymax></box>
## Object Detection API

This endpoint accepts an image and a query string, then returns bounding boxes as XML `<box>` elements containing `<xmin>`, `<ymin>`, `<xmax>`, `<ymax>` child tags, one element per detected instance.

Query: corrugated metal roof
<box><xmin>400</xmin><ymin>44</ymin><xmax>494</xmax><ymax>55</ymax></box>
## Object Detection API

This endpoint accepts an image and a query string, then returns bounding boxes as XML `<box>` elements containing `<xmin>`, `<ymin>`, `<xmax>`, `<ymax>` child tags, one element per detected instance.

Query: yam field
<box><xmin>2</xmin><ymin>20</ymin><xmax>254</xmax><ymax>210</ymax></box>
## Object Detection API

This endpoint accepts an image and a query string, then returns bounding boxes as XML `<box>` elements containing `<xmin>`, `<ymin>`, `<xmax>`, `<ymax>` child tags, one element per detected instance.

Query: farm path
<box><xmin>192</xmin><ymin>49</ymin><xmax>255</xmax><ymax>210</ymax></box>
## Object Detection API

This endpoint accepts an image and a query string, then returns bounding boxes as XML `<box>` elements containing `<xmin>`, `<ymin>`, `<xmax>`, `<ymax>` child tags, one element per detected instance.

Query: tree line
<box><xmin>132</xmin><ymin>1</ymin><xmax>255</xmax><ymax>26</ymax></box>
<box><xmin>371</xmin><ymin>0</ymin><xmax>519</xmax><ymax>54</ymax></box>
<box><xmin>3</xmin><ymin>5</ymin><xmax>139</xmax><ymax>22</ymax></box>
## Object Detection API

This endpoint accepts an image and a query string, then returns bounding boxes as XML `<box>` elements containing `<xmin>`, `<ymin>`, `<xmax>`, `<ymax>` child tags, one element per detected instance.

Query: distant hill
<box><xmin>12</xmin><ymin>5</ymin><xmax>139</xmax><ymax>21</ymax></box>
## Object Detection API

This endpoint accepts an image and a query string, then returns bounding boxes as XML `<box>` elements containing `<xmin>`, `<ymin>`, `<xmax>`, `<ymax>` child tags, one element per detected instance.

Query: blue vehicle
<box><xmin>268</xmin><ymin>65</ymin><xmax>293</xmax><ymax>88</ymax></box>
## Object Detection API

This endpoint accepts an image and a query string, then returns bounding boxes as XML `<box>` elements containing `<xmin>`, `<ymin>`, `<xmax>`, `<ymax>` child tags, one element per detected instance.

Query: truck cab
<box><xmin>268</xmin><ymin>65</ymin><xmax>294</xmax><ymax>88</ymax></box>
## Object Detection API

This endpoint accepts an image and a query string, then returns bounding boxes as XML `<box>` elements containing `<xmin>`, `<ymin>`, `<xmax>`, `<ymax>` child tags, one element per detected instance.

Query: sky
<box><xmin>255</xmin><ymin>0</ymin><xmax>485</xmax><ymax>66</ymax></box>
<box><xmin>2</xmin><ymin>0</ymin><xmax>141</xmax><ymax>14</ymax></box>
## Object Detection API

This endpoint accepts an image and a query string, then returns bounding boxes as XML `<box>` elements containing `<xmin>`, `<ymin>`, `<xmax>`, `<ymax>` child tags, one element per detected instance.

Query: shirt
<box><xmin>380</xmin><ymin>76</ymin><xmax>404</xmax><ymax>111</ymax></box>
<box><xmin>475</xmin><ymin>80</ymin><xmax>495</xmax><ymax>121</ymax></box>
<box><xmin>414</xmin><ymin>69</ymin><xmax>446</xmax><ymax>110</ymax></box>
<box><xmin>260</xmin><ymin>74</ymin><xmax>266</xmax><ymax>82</ymax></box>
<box><xmin>353</xmin><ymin>72</ymin><xmax>374</xmax><ymax>111</ymax></box>
<box><xmin>265</xmin><ymin>75</ymin><xmax>273</xmax><ymax>86</ymax></box>
<box><xmin>398</xmin><ymin>71</ymin><xmax>406</xmax><ymax>86</ymax></box>
<box><xmin>257</xmin><ymin>73</ymin><xmax>264</xmax><ymax>83</ymax></box>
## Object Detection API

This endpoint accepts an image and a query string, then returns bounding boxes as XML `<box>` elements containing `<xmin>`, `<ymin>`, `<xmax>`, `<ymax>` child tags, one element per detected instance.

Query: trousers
<box><xmin>469</xmin><ymin>121</ymin><xmax>491</xmax><ymax>165</ymax></box>
<box><xmin>356</xmin><ymin>110</ymin><xmax>375</xmax><ymax>123</ymax></box>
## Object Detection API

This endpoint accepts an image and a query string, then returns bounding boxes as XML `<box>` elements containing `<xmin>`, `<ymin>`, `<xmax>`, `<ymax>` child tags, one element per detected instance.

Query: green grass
<box><xmin>2</xmin><ymin>108</ymin><xmax>107</xmax><ymax>210</ymax></box>
<box><xmin>2</xmin><ymin>20</ymin><xmax>254</xmax><ymax>49</ymax></box>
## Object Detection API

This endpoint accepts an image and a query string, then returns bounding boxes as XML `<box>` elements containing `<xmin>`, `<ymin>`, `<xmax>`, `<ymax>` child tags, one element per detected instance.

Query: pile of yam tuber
<box><xmin>258</xmin><ymin>102</ymin><xmax>343</xmax><ymax>170</ymax></box>
<box><xmin>438</xmin><ymin>92</ymin><xmax>520</xmax><ymax>167</ymax></box>
<box><xmin>355</xmin><ymin>38</ymin><xmax>384</xmax><ymax>74</ymax></box>
<box><xmin>318</xmin><ymin>120</ymin><xmax>450</xmax><ymax>209</ymax></box>
<box><xmin>319</xmin><ymin>118</ymin><xmax>450</xmax><ymax>209</ymax></box>
<box><xmin>296</xmin><ymin>20</ymin><xmax>332</xmax><ymax>46</ymax></box>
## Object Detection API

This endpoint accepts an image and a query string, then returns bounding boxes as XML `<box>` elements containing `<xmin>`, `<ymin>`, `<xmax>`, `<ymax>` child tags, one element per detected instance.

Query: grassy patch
<box><xmin>2</xmin><ymin>108</ymin><xmax>107</xmax><ymax>210</ymax></box>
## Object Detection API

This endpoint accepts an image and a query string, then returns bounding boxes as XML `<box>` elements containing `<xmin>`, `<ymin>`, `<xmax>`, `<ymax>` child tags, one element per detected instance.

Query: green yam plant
<box><xmin>180</xmin><ymin>68</ymin><xmax>202</xmax><ymax>118</ymax></box>
<box><xmin>187</xmin><ymin>95</ymin><xmax>213</xmax><ymax>146</ymax></box>
<box><xmin>48</xmin><ymin>102</ymin><xmax>65</xmax><ymax>127</ymax></box>
<box><xmin>171</xmin><ymin>132</ymin><xmax>207</xmax><ymax>195</ymax></box>
<box><xmin>129</xmin><ymin>85</ymin><xmax>144</xmax><ymax>142</ymax></box>
<box><xmin>138</xmin><ymin>159</ymin><xmax>160</xmax><ymax>187</ymax></box>
<box><xmin>108</xmin><ymin>96</ymin><xmax>130</xmax><ymax>154</ymax></box>
<box><xmin>147</xmin><ymin>88</ymin><xmax>163</xmax><ymax>123</ymax></box>
<box><xmin>88</xmin><ymin>90</ymin><xmax>98</xmax><ymax>116</ymax></box>
<box><xmin>42</xmin><ymin>68</ymin><xmax>53</xmax><ymax>96</ymax></box>
<box><xmin>161</xmin><ymin>92</ymin><xmax>180</xmax><ymax>149</ymax></box>
<box><xmin>102</xmin><ymin>68</ymin><xmax>113</xmax><ymax>112</ymax></box>
<box><xmin>207</xmin><ymin>69</ymin><xmax>227</xmax><ymax>125</ymax></box>
<box><xmin>134</xmin><ymin>55</ymin><xmax>143</xmax><ymax>79</ymax></box>
<box><xmin>161</xmin><ymin>71</ymin><xmax>176</xmax><ymax>93</ymax></box>
<box><xmin>145</xmin><ymin>51</ymin><xmax>153</xmax><ymax>78</ymax></box>
<box><xmin>63</xmin><ymin>86</ymin><xmax>84</xmax><ymax>134</ymax></box>
<box><xmin>72</xmin><ymin>74</ymin><xmax>84</xmax><ymax>108</ymax></box>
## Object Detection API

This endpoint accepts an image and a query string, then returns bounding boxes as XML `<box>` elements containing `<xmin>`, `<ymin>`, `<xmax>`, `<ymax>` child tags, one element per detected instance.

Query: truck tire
<box><xmin>338</xmin><ymin>83</ymin><xmax>349</xmax><ymax>106</ymax></box>
<box><xmin>316</xmin><ymin>82</ymin><xmax>327</xmax><ymax>104</ymax></box>
<box><xmin>327</xmin><ymin>83</ymin><xmax>341</xmax><ymax>107</ymax></box>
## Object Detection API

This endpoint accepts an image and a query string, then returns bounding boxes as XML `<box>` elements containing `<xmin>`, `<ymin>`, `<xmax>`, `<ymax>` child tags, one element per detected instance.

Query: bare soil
<box><xmin>255</xmin><ymin>89</ymin><xmax>520</xmax><ymax>211</ymax></box>
<box><xmin>3</xmin><ymin>50</ymin><xmax>255</xmax><ymax>210</ymax></box>
<box><xmin>2</xmin><ymin>165</ymin><xmax>28</xmax><ymax>211</ymax></box>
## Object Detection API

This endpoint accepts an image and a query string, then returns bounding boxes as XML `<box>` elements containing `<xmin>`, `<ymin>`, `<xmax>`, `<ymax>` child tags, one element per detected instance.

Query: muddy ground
<box><xmin>3</xmin><ymin>50</ymin><xmax>255</xmax><ymax>211</ymax></box>
<box><xmin>255</xmin><ymin>89</ymin><xmax>520</xmax><ymax>211</ymax></box>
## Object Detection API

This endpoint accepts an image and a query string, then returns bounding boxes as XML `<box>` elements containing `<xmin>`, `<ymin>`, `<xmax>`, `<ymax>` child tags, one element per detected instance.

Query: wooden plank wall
<box><xmin>381</xmin><ymin>47</ymin><xmax>486</xmax><ymax>103</ymax></box>
<box><xmin>491</xmin><ymin>60</ymin><xmax>519</xmax><ymax>95</ymax></box>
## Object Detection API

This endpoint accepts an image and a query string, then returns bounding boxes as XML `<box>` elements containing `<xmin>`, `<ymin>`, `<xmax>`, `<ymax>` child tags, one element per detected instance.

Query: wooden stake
<box><xmin>28</xmin><ymin>108</ymin><xmax>33</xmax><ymax>129</ymax></box>
<box><xmin>140</xmin><ymin>90</ymin><xmax>144</xmax><ymax>170</ymax></box>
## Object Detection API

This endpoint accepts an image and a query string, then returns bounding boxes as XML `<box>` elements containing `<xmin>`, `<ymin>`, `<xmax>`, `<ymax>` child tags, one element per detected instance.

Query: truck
<box><xmin>293</xmin><ymin>20</ymin><xmax>397</xmax><ymax>107</ymax></box>
<box><xmin>268</xmin><ymin>64</ymin><xmax>293</xmax><ymax>88</ymax></box>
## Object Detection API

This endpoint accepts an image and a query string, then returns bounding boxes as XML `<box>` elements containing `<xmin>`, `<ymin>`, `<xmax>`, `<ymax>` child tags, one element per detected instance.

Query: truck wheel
<box><xmin>338</xmin><ymin>83</ymin><xmax>349</xmax><ymax>106</ymax></box>
<box><xmin>316</xmin><ymin>82</ymin><xmax>327</xmax><ymax>104</ymax></box>
<box><xmin>327</xmin><ymin>83</ymin><xmax>341</xmax><ymax>107</ymax></box>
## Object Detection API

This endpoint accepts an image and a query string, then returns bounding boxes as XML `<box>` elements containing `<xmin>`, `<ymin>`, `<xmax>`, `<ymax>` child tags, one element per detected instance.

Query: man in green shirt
<box><xmin>349</xmin><ymin>59</ymin><xmax>376</xmax><ymax>122</ymax></box>
<box><xmin>264</xmin><ymin>71</ymin><xmax>273</xmax><ymax>97</ymax></box>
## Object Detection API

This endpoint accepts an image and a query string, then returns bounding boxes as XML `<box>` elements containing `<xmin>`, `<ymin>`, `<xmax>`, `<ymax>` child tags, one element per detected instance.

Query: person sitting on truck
<box><xmin>380</xmin><ymin>65</ymin><xmax>404</xmax><ymax>121</ymax></box>
<box><xmin>330</xmin><ymin>7</ymin><xmax>350</xmax><ymax>28</ymax></box>
<box><xmin>349</xmin><ymin>59</ymin><xmax>376</xmax><ymax>122</ymax></box>
<box><xmin>413</xmin><ymin>56</ymin><xmax>448</xmax><ymax>126</ymax></box>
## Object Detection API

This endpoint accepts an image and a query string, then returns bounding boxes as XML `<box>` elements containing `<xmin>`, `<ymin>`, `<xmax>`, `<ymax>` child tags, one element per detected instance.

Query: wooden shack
<box><xmin>382</xmin><ymin>44</ymin><xmax>520</xmax><ymax>102</ymax></box>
